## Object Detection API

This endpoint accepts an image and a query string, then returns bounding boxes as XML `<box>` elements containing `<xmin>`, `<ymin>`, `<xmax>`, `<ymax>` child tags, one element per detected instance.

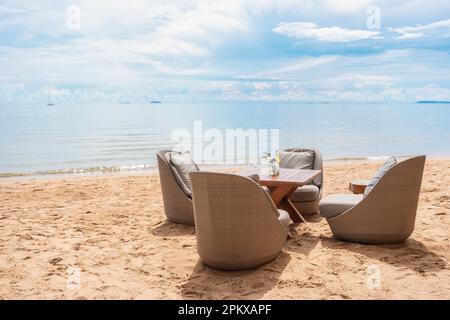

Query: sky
<box><xmin>0</xmin><ymin>0</ymin><xmax>450</xmax><ymax>103</ymax></box>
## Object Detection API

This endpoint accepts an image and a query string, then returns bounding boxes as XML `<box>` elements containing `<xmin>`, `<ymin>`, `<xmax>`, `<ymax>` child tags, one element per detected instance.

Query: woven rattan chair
<box><xmin>282</xmin><ymin>148</ymin><xmax>323</xmax><ymax>215</ymax></box>
<box><xmin>190</xmin><ymin>172</ymin><xmax>289</xmax><ymax>270</ymax></box>
<box><xmin>157</xmin><ymin>150</ymin><xmax>194</xmax><ymax>225</ymax></box>
<box><xmin>320</xmin><ymin>155</ymin><xmax>426</xmax><ymax>244</ymax></box>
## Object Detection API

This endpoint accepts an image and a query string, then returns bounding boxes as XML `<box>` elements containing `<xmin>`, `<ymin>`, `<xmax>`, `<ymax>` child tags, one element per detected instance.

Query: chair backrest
<box><xmin>156</xmin><ymin>150</ymin><xmax>194</xmax><ymax>225</ymax></box>
<box><xmin>190</xmin><ymin>171</ymin><xmax>288</xmax><ymax>270</ymax></box>
<box><xmin>283</xmin><ymin>148</ymin><xmax>323</xmax><ymax>187</ymax></box>
<box><xmin>348</xmin><ymin>155</ymin><xmax>426</xmax><ymax>237</ymax></box>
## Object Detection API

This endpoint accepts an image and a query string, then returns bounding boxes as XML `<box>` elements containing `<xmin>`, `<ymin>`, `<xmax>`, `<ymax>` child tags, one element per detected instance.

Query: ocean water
<box><xmin>0</xmin><ymin>102</ymin><xmax>449</xmax><ymax>177</ymax></box>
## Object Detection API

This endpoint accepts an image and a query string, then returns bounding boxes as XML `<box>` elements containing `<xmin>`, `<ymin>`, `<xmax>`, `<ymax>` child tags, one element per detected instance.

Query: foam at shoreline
<box><xmin>0</xmin><ymin>164</ymin><xmax>156</xmax><ymax>179</ymax></box>
<box><xmin>1</xmin><ymin>155</ymin><xmax>448</xmax><ymax>179</ymax></box>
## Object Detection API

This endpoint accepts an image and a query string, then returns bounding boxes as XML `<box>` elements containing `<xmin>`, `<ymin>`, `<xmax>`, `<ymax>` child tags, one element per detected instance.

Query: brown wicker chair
<box><xmin>156</xmin><ymin>150</ymin><xmax>195</xmax><ymax>225</ymax></box>
<box><xmin>320</xmin><ymin>155</ymin><xmax>426</xmax><ymax>244</ymax></box>
<box><xmin>281</xmin><ymin>148</ymin><xmax>323</xmax><ymax>215</ymax></box>
<box><xmin>190</xmin><ymin>171</ymin><xmax>289</xmax><ymax>270</ymax></box>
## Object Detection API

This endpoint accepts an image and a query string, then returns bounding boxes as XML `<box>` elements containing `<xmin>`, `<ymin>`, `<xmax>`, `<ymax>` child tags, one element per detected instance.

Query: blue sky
<box><xmin>0</xmin><ymin>0</ymin><xmax>450</xmax><ymax>103</ymax></box>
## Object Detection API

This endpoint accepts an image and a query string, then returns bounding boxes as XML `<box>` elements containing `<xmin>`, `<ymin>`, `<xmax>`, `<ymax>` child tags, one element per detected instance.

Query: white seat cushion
<box><xmin>278</xmin><ymin>209</ymin><xmax>290</xmax><ymax>228</ymax></box>
<box><xmin>319</xmin><ymin>194</ymin><xmax>363</xmax><ymax>219</ymax></box>
<box><xmin>290</xmin><ymin>184</ymin><xmax>320</xmax><ymax>202</ymax></box>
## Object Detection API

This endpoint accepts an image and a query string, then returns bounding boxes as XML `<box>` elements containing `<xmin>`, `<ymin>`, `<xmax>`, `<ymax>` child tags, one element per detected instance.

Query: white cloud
<box><xmin>1</xmin><ymin>1</ymin><xmax>450</xmax><ymax>103</ymax></box>
<box><xmin>332</xmin><ymin>74</ymin><xmax>393</xmax><ymax>88</ymax></box>
<box><xmin>408</xmin><ymin>85</ymin><xmax>450</xmax><ymax>101</ymax></box>
<box><xmin>322</xmin><ymin>0</ymin><xmax>373</xmax><ymax>14</ymax></box>
<box><xmin>253</xmin><ymin>82</ymin><xmax>273</xmax><ymax>90</ymax></box>
<box><xmin>272</xmin><ymin>56</ymin><xmax>338</xmax><ymax>73</ymax></box>
<box><xmin>389</xmin><ymin>18</ymin><xmax>450</xmax><ymax>39</ymax></box>
<box><xmin>0</xmin><ymin>0</ymin><xmax>253</xmax><ymax>96</ymax></box>
<box><xmin>273</xmin><ymin>22</ymin><xmax>380</xmax><ymax>42</ymax></box>
<box><xmin>237</xmin><ymin>56</ymin><xmax>338</xmax><ymax>81</ymax></box>
<box><xmin>379</xmin><ymin>86</ymin><xmax>450</xmax><ymax>102</ymax></box>
<box><xmin>396</xmin><ymin>32</ymin><xmax>424</xmax><ymax>40</ymax></box>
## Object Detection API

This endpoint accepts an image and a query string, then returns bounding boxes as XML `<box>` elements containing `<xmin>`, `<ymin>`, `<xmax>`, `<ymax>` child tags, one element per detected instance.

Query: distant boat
<box><xmin>417</xmin><ymin>100</ymin><xmax>450</xmax><ymax>104</ymax></box>
<box><xmin>150</xmin><ymin>100</ymin><xmax>162</xmax><ymax>104</ymax></box>
<box><xmin>120</xmin><ymin>101</ymin><xmax>131</xmax><ymax>104</ymax></box>
<box><xmin>47</xmin><ymin>102</ymin><xmax>55</xmax><ymax>106</ymax></box>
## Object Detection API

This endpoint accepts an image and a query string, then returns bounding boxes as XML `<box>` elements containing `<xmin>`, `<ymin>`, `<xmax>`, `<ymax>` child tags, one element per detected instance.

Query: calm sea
<box><xmin>1</xmin><ymin>102</ymin><xmax>449</xmax><ymax>177</ymax></box>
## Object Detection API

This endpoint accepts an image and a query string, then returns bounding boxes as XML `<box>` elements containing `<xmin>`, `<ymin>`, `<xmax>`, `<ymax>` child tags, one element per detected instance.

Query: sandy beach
<box><xmin>0</xmin><ymin>159</ymin><xmax>449</xmax><ymax>300</ymax></box>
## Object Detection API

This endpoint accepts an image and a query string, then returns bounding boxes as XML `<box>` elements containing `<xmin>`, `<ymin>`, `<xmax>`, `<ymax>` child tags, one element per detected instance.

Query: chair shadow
<box><xmin>303</xmin><ymin>213</ymin><xmax>323</xmax><ymax>223</ymax></box>
<box><xmin>180</xmin><ymin>252</ymin><xmax>291</xmax><ymax>299</ymax></box>
<box><xmin>285</xmin><ymin>228</ymin><xmax>321</xmax><ymax>256</ymax></box>
<box><xmin>321</xmin><ymin>236</ymin><xmax>448</xmax><ymax>273</ymax></box>
<box><xmin>150</xmin><ymin>220</ymin><xmax>195</xmax><ymax>237</ymax></box>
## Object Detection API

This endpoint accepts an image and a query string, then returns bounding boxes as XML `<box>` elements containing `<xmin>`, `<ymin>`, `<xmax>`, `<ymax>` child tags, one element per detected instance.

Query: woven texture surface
<box><xmin>190</xmin><ymin>171</ymin><xmax>288</xmax><ymax>270</ymax></box>
<box><xmin>327</xmin><ymin>155</ymin><xmax>426</xmax><ymax>244</ymax></box>
<box><xmin>292</xmin><ymin>199</ymin><xmax>321</xmax><ymax>215</ymax></box>
<box><xmin>157</xmin><ymin>150</ymin><xmax>195</xmax><ymax>225</ymax></box>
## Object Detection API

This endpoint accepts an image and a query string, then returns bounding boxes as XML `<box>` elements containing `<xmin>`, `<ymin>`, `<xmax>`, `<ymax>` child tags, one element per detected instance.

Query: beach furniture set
<box><xmin>157</xmin><ymin>149</ymin><xmax>426</xmax><ymax>270</ymax></box>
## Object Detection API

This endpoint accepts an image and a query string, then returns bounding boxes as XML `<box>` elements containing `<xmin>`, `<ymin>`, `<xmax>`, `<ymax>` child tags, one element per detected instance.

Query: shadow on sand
<box><xmin>180</xmin><ymin>252</ymin><xmax>291</xmax><ymax>299</ymax></box>
<box><xmin>321</xmin><ymin>236</ymin><xmax>448</xmax><ymax>273</ymax></box>
<box><xmin>150</xmin><ymin>220</ymin><xmax>195</xmax><ymax>237</ymax></box>
<box><xmin>155</xmin><ymin>216</ymin><xmax>447</xmax><ymax>299</ymax></box>
<box><xmin>285</xmin><ymin>228</ymin><xmax>322</xmax><ymax>256</ymax></box>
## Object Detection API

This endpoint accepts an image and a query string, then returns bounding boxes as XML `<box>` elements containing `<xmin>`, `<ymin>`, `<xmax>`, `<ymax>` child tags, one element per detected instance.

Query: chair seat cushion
<box><xmin>319</xmin><ymin>194</ymin><xmax>363</xmax><ymax>219</ymax></box>
<box><xmin>278</xmin><ymin>209</ymin><xmax>290</xmax><ymax>228</ymax></box>
<box><xmin>290</xmin><ymin>184</ymin><xmax>320</xmax><ymax>202</ymax></box>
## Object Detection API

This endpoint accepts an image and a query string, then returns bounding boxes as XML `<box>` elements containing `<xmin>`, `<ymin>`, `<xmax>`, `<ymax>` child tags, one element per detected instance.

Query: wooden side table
<box><xmin>349</xmin><ymin>179</ymin><xmax>370</xmax><ymax>194</ymax></box>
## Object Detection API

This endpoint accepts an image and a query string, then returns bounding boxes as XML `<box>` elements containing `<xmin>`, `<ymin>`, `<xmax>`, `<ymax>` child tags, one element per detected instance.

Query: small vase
<box><xmin>269</xmin><ymin>161</ymin><xmax>280</xmax><ymax>176</ymax></box>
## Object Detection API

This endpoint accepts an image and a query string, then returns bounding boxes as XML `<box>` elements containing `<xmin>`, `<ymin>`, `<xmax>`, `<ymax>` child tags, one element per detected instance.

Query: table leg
<box><xmin>282</xmin><ymin>199</ymin><xmax>306</xmax><ymax>223</ymax></box>
<box><xmin>267</xmin><ymin>186</ymin><xmax>288</xmax><ymax>206</ymax></box>
<box><xmin>267</xmin><ymin>186</ymin><xmax>306</xmax><ymax>223</ymax></box>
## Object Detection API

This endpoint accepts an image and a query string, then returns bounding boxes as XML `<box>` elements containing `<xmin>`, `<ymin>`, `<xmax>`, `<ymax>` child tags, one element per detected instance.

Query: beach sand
<box><xmin>1</xmin><ymin>160</ymin><xmax>449</xmax><ymax>299</ymax></box>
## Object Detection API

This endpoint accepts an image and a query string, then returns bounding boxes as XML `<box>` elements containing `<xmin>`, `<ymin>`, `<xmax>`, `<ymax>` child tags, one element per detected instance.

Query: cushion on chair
<box><xmin>278</xmin><ymin>209</ymin><xmax>290</xmax><ymax>228</ymax></box>
<box><xmin>246</xmin><ymin>174</ymin><xmax>261</xmax><ymax>185</ymax></box>
<box><xmin>279</xmin><ymin>150</ymin><xmax>314</xmax><ymax>170</ymax></box>
<box><xmin>364</xmin><ymin>156</ymin><xmax>397</xmax><ymax>197</ymax></box>
<box><xmin>319</xmin><ymin>194</ymin><xmax>363</xmax><ymax>219</ymax></box>
<box><xmin>165</xmin><ymin>151</ymin><xmax>199</xmax><ymax>198</ymax></box>
<box><xmin>290</xmin><ymin>184</ymin><xmax>320</xmax><ymax>202</ymax></box>
<box><xmin>284</xmin><ymin>148</ymin><xmax>322</xmax><ymax>187</ymax></box>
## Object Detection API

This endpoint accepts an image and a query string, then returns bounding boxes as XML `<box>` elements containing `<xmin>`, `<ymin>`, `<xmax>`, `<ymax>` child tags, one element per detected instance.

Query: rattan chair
<box><xmin>320</xmin><ymin>155</ymin><xmax>426</xmax><ymax>244</ymax></box>
<box><xmin>190</xmin><ymin>171</ymin><xmax>289</xmax><ymax>270</ymax></box>
<box><xmin>282</xmin><ymin>148</ymin><xmax>323</xmax><ymax>215</ymax></box>
<box><xmin>156</xmin><ymin>150</ymin><xmax>195</xmax><ymax>225</ymax></box>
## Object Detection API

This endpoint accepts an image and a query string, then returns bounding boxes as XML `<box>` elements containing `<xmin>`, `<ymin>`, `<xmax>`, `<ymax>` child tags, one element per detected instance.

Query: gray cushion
<box><xmin>284</xmin><ymin>148</ymin><xmax>322</xmax><ymax>187</ymax></box>
<box><xmin>279</xmin><ymin>150</ymin><xmax>314</xmax><ymax>170</ymax></box>
<box><xmin>319</xmin><ymin>194</ymin><xmax>363</xmax><ymax>218</ymax></box>
<box><xmin>165</xmin><ymin>151</ymin><xmax>199</xmax><ymax>198</ymax></box>
<box><xmin>290</xmin><ymin>184</ymin><xmax>320</xmax><ymax>202</ymax></box>
<box><xmin>246</xmin><ymin>174</ymin><xmax>261</xmax><ymax>185</ymax></box>
<box><xmin>364</xmin><ymin>156</ymin><xmax>397</xmax><ymax>197</ymax></box>
<box><xmin>278</xmin><ymin>209</ymin><xmax>290</xmax><ymax>228</ymax></box>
